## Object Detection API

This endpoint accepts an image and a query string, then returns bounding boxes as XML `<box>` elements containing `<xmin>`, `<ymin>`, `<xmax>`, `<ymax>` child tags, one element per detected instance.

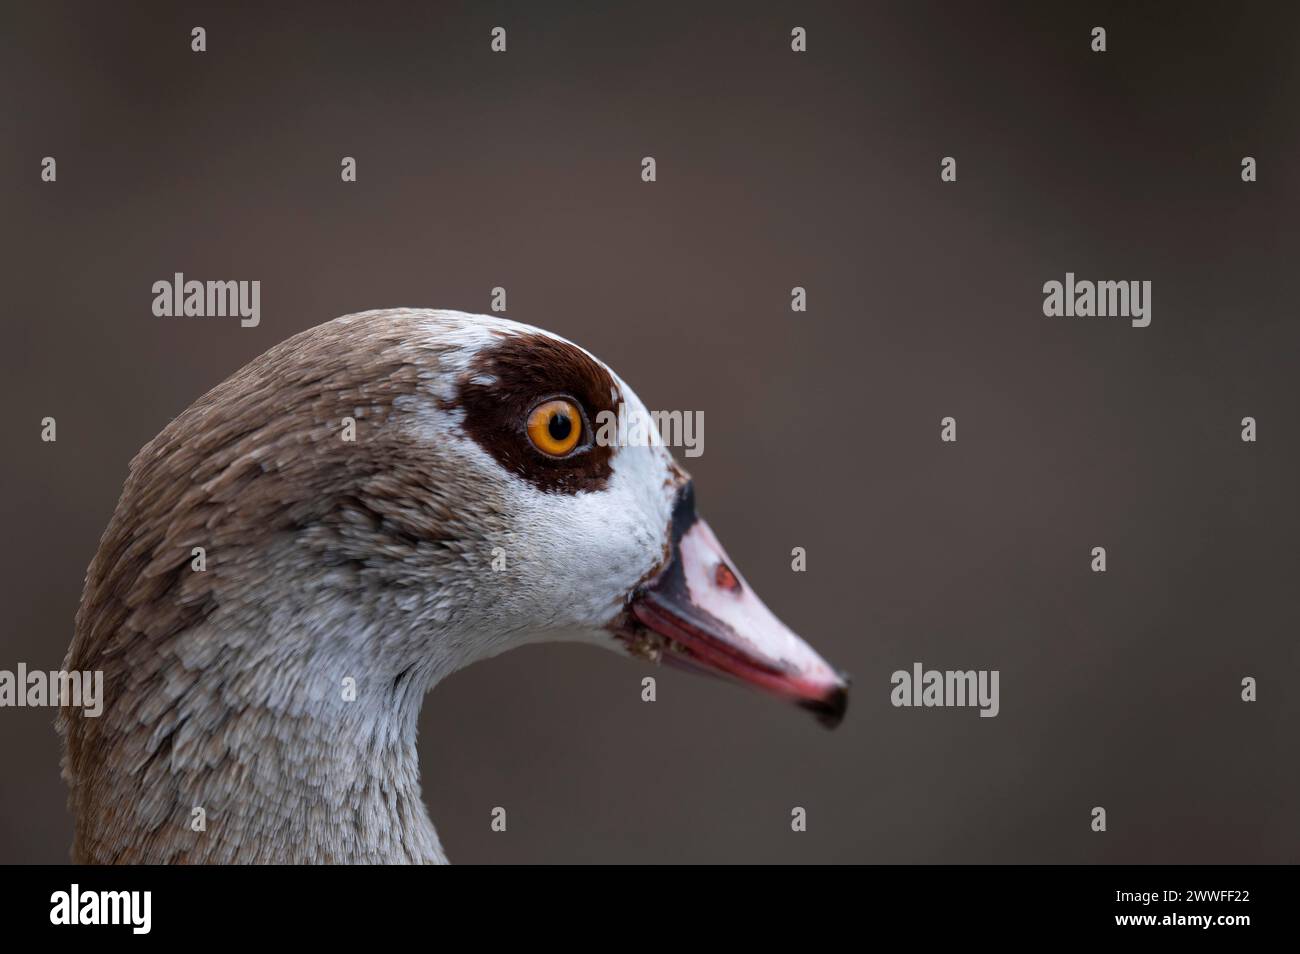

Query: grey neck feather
<box><xmin>64</xmin><ymin>536</ymin><xmax>475</xmax><ymax>864</ymax></box>
<box><xmin>175</xmin><ymin>628</ymin><xmax>447</xmax><ymax>865</ymax></box>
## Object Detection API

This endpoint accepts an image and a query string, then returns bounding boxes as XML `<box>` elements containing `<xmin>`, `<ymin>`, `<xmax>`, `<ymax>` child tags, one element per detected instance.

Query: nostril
<box><xmin>714</xmin><ymin>562</ymin><xmax>741</xmax><ymax>593</ymax></box>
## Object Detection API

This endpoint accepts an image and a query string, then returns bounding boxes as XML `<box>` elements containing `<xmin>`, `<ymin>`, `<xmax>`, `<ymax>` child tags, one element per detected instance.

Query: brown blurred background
<box><xmin>2</xmin><ymin>1</ymin><xmax>1298</xmax><ymax>863</ymax></box>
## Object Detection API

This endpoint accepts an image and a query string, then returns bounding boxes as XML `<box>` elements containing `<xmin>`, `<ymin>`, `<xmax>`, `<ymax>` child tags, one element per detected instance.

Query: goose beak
<box><xmin>614</xmin><ymin>483</ymin><xmax>849</xmax><ymax>728</ymax></box>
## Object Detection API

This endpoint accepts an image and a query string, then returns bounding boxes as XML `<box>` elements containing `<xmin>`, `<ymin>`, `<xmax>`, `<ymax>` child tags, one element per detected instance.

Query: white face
<box><xmin>392</xmin><ymin>310</ymin><xmax>681</xmax><ymax>648</ymax></box>
<box><xmin>497</xmin><ymin>420</ymin><xmax>678</xmax><ymax>634</ymax></box>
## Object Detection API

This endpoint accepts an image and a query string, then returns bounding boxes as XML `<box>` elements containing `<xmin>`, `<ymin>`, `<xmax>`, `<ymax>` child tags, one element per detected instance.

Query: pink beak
<box><xmin>614</xmin><ymin>484</ymin><xmax>849</xmax><ymax>727</ymax></box>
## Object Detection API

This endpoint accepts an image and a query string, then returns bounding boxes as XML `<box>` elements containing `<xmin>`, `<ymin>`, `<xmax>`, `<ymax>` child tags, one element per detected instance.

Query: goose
<box><xmin>58</xmin><ymin>308</ymin><xmax>848</xmax><ymax>864</ymax></box>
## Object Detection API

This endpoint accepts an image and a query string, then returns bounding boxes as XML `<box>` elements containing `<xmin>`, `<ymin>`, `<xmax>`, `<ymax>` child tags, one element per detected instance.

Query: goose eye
<box><xmin>526</xmin><ymin>398</ymin><xmax>583</xmax><ymax>457</ymax></box>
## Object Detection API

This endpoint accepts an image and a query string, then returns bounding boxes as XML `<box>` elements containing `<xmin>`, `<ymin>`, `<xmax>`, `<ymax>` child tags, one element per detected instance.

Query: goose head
<box><xmin>60</xmin><ymin>309</ymin><xmax>847</xmax><ymax>863</ymax></box>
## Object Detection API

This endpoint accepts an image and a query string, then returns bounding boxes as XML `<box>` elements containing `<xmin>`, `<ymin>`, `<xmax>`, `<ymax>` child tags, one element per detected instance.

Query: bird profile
<box><xmin>59</xmin><ymin>308</ymin><xmax>847</xmax><ymax>863</ymax></box>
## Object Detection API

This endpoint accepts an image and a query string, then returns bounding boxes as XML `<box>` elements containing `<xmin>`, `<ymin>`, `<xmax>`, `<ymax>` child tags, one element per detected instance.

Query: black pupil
<box><xmin>547</xmin><ymin>411</ymin><xmax>573</xmax><ymax>443</ymax></box>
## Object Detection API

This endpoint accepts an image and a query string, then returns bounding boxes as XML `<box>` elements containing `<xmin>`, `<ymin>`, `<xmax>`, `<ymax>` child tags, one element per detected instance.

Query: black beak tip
<box><xmin>800</xmin><ymin>681</ymin><xmax>849</xmax><ymax>729</ymax></box>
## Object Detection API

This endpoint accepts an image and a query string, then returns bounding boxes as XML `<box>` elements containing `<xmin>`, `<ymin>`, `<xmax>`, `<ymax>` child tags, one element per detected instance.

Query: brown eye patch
<box><xmin>450</xmin><ymin>331</ymin><xmax>619</xmax><ymax>494</ymax></box>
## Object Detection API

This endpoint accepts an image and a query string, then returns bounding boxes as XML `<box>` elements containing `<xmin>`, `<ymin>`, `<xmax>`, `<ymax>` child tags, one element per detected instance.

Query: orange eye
<box><xmin>526</xmin><ymin>398</ymin><xmax>583</xmax><ymax>457</ymax></box>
